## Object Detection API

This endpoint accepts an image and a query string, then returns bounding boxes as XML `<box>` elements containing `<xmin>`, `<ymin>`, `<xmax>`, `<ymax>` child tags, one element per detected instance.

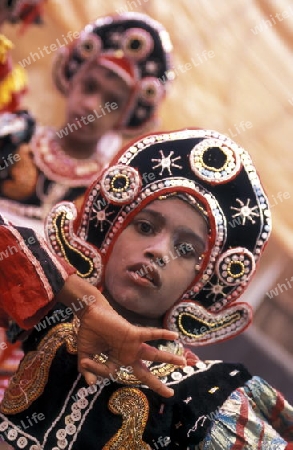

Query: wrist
<box><xmin>56</xmin><ymin>274</ymin><xmax>110</xmax><ymax>320</ymax></box>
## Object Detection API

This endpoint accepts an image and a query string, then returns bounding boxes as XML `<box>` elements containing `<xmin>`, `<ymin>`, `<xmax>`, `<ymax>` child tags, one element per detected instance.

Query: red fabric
<box><xmin>0</xmin><ymin>227</ymin><xmax>75</xmax><ymax>329</ymax></box>
<box><xmin>231</xmin><ymin>390</ymin><xmax>249</xmax><ymax>450</ymax></box>
<box><xmin>285</xmin><ymin>444</ymin><xmax>293</xmax><ymax>449</ymax></box>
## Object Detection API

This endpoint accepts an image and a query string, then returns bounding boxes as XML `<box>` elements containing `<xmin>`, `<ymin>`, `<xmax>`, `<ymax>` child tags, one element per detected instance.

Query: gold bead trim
<box><xmin>227</xmin><ymin>260</ymin><xmax>245</xmax><ymax>278</ymax></box>
<box><xmin>110</xmin><ymin>174</ymin><xmax>130</xmax><ymax>193</ymax></box>
<box><xmin>52</xmin><ymin>211</ymin><xmax>95</xmax><ymax>279</ymax></box>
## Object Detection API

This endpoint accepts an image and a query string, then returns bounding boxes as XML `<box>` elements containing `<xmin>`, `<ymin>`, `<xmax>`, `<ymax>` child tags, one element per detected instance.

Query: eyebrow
<box><xmin>139</xmin><ymin>208</ymin><xmax>207</xmax><ymax>250</ymax></box>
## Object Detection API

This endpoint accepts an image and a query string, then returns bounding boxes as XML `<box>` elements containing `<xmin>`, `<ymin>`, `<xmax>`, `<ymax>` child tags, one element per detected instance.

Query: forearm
<box><xmin>55</xmin><ymin>274</ymin><xmax>112</xmax><ymax>320</ymax></box>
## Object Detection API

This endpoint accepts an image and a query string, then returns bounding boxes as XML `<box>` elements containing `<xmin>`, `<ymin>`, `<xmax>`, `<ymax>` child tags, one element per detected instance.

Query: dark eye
<box><xmin>135</xmin><ymin>220</ymin><xmax>154</xmax><ymax>235</ymax></box>
<box><xmin>83</xmin><ymin>79</ymin><xmax>98</xmax><ymax>94</ymax></box>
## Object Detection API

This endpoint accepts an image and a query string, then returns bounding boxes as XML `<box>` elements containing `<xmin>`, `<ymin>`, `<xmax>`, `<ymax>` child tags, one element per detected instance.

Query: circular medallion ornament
<box><xmin>122</xmin><ymin>28</ymin><xmax>154</xmax><ymax>61</ymax></box>
<box><xmin>189</xmin><ymin>138</ymin><xmax>241</xmax><ymax>184</ymax></box>
<box><xmin>139</xmin><ymin>77</ymin><xmax>164</xmax><ymax>105</ymax></box>
<box><xmin>216</xmin><ymin>247</ymin><xmax>255</xmax><ymax>286</ymax></box>
<box><xmin>100</xmin><ymin>165</ymin><xmax>141</xmax><ymax>204</ymax></box>
<box><xmin>76</xmin><ymin>34</ymin><xmax>101</xmax><ymax>60</ymax></box>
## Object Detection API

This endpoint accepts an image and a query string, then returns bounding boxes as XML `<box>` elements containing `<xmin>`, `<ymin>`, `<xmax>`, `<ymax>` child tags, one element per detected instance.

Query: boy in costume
<box><xmin>1</xmin><ymin>128</ymin><xmax>292</xmax><ymax>449</ymax></box>
<box><xmin>0</xmin><ymin>7</ymin><xmax>178</xmax><ymax>408</ymax></box>
<box><xmin>0</xmin><ymin>12</ymin><xmax>173</xmax><ymax>224</ymax></box>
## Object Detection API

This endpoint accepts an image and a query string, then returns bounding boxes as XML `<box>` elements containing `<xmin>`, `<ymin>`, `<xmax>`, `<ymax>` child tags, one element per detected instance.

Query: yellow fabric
<box><xmin>0</xmin><ymin>34</ymin><xmax>13</xmax><ymax>64</ymax></box>
<box><xmin>2</xmin><ymin>0</ymin><xmax>293</xmax><ymax>255</ymax></box>
<box><xmin>0</xmin><ymin>65</ymin><xmax>27</xmax><ymax>108</ymax></box>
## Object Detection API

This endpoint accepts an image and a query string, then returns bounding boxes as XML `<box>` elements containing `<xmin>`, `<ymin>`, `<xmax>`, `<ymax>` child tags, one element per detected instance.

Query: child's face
<box><xmin>65</xmin><ymin>63</ymin><xmax>132</xmax><ymax>143</ymax></box>
<box><xmin>104</xmin><ymin>198</ymin><xmax>208</xmax><ymax>322</ymax></box>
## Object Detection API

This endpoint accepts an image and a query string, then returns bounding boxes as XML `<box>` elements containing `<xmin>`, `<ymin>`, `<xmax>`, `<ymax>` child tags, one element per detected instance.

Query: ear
<box><xmin>165</xmin><ymin>300</ymin><xmax>253</xmax><ymax>346</ymax></box>
<box><xmin>45</xmin><ymin>202</ymin><xmax>103</xmax><ymax>285</ymax></box>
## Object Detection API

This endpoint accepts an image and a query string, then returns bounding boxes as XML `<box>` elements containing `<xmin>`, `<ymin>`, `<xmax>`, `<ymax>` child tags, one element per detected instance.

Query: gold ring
<box><xmin>92</xmin><ymin>353</ymin><xmax>109</xmax><ymax>364</ymax></box>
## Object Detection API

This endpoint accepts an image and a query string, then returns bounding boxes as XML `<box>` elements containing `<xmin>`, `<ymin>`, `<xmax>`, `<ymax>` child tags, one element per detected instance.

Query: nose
<box><xmin>144</xmin><ymin>234</ymin><xmax>171</xmax><ymax>266</ymax></box>
<box><xmin>81</xmin><ymin>93</ymin><xmax>100</xmax><ymax>114</ymax></box>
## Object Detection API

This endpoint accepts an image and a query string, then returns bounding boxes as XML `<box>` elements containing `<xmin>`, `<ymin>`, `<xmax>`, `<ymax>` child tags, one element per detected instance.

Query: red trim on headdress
<box><xmin>99</xmin><ymin>55</ymin><xmax>137</xmax><ymax>86</ymax></box>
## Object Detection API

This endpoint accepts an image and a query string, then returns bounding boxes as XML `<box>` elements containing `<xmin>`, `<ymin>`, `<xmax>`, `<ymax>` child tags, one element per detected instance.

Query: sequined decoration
<box><xmin>167</xmin><ymin>301</ymin><xmax>252</xmax><ymax>346</ymax></box>
<box><xmin>102</xmin><ymin>388</ymin><xmax>149</xmax><ymax>449</ymax></box>
<box><xmin>216</xmin><ymin>247</ymin><xmax>255</xmax><ymax>286</ymax></box>
<box><xmin>0</xmin><ymin>323</ymin><xmax>77</xmax><ymax>415</ymax></box>
<box><xmin>189</xmin><ymin>137</ymin><xmax>241</xmax><ymax>184</ymax></box>
<box><xmin>46</xmin><ymin>202</ymin><xmax>103</xmax><ymax>284</ymax></box>
<box><xmin>122</xmin><ymin>28</ymin><xmax>154</xmax><ymax>61</ymax></box>
<box><xmin>231</xmin><ymin>198</ymin><xmax>260</xmax><ymax>225</ymax></box>
<box><xmin>90</xmin><ymin>202</ymin><xmax>115</xmax><ymax>232</ymax></box>
<box><xmin>100</xmin><ymin>165</ymin><xmax>141</xmax><ymax>204</ymax></box>
<box><xmin>139</xmin><ymin>77</ymin><xmax>164</xmax><ymax>105</ymax></box>
<box><xmin>152</xmin><ymin>150</ymin><xmax>182</xmax><ymax>175</ymax></box>
<box><xmin>76</xmin><ymin>34</ymin><xmax>101</xmax><ymax>60</ymax></box>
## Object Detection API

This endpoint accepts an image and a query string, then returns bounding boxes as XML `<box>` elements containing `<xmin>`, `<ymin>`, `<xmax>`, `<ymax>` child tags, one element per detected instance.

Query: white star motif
<box><xmin>145</xmin><ymin>60</ymin><xmax>159</xmax><ymax>74</ymax></box>
<box><xmin>136</xmin><ymin>107</ymin><xmax>147</xmax><ymax>119</ymax></box>
<box><xmin>90</xmin><ymin>205</ymin><xmax>114</xmax><ymax>232</ymax></box>
<box><xmin>152</xmin><ymin>150</ymin><xmax>182</xmax><ymax>175</ymax></box>
<box><xmin>108</xmin><ymin>32</ymin><xmax>122</xmax><ymax>44</ymax></box>
<box><xmin>230</xmin><ymin>198</ymin><xmax>260</xmax><ymax>225</ymax></box>
<box><xmin>202</xmin><ymin>281</ymin><xmax>227</xmax><ymax>301</ymax></box>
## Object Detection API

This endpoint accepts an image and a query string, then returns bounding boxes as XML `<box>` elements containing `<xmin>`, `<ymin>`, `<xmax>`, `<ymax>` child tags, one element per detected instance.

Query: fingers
<box><xmin>78</xmin><ymin>357</ymin><xmax>119</xmax><ymax>385</ymax></box>
<box><xmin>140</xmin><ymin>327</ymin><xmax>179</xmax><ymax>343</ymax></box>
<box><xmin>137</xmin><ymin>342</ymin><xmax>186</xmax><ymax>366</ymax></box>
<box><xmin>131</xmin><ymin>360</ymin><xmax>174</xmax><ymax>398</ymax></box>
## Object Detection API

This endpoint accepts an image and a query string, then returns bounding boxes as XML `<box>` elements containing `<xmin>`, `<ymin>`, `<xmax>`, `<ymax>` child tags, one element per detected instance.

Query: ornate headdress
<box><xmin>52</xmin><ymin>12</ymin><xmax>173</xmax><ymax>135</ymax></box>
<box><xmin>46</xmin><ymin>129</ymin><xmax>271</xmax><ymax>347</ymax></box>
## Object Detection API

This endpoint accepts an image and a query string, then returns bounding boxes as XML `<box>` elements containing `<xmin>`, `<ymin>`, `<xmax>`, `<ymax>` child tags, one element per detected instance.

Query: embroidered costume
<box><xmin>0</xmin><ymin>13</ymin><xmax>173</xmax><ymax>222</ymax></box>
<box><xmin>1</xmin><ymin>129</ymin><xmax>292</xmax><ymax>449</ymax></box>
<box><xmin>0</xmin><ymin>212</ymin><xmax>76</xmax><ymax>401</ymax></box>
<box><xmin>0</xmin><ymin>213</ymin><xmax>75</xmax><ymax>330</ymax></box>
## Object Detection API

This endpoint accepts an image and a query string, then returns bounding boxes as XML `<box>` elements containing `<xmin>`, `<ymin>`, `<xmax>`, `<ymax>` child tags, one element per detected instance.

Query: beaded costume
<box><xmin>1</xmin><ymin>129</ymin><xmax>292</xmax><ymax>449</ymax></box>
<box><xmin>0</xmin><ymin>13</ymin><xmax>173</xmax><ymax>224</ymax></box>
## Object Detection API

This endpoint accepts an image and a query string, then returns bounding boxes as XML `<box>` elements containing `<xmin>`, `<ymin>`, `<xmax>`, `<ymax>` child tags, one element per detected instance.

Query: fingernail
<box><xmin>167</xmin><ymin>388</ymin><xmax>174</xmax><ymax>396</ymax></box>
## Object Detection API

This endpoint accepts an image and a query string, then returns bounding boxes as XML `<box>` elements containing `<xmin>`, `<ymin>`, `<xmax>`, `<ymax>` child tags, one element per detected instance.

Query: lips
<box><xmin>127</xmin><ymin>262</ymin><xmax>162</xmax><ymax>289</ymax></box>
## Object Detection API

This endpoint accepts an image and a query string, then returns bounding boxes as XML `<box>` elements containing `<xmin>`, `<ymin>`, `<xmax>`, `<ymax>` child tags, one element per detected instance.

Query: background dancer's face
<box><xmin>65</xmin><ymin>63</ymin><xmax>132</xmax><ymax>144</ymax></box>
<box><xmin>103</xmin><ymin>198</ymin><xmax>208</xmax><ymax>326</ymax></box>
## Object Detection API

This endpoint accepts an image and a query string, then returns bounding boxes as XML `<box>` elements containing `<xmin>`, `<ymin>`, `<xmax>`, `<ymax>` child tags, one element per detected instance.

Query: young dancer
<box><xmin>0</xmin><ymin>12</ymin><xmax>173</xmax><ymax>224</ymax></box>
<box><xmin>1</xmin><ymin>128</ymin><xmax>291</xmax><ymax>449</ymax></box>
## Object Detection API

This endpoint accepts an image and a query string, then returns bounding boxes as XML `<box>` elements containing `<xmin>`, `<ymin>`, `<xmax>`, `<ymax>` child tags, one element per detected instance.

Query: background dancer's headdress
<box><xmin>52</xmin><ymin>12</ymin><xmax>173</xmax><ymax>135</ymax></box>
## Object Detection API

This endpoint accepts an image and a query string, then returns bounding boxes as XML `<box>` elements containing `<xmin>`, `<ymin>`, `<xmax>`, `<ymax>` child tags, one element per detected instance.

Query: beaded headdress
<box><xmin>52</xmin><ymin>12</ymin><xmax>173</xmax><ymax>135</ymax></box>
<box><xmin>46</xmin><ymin>129</ymin><xmax>271</xmax><ymax>347</ymax></box>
